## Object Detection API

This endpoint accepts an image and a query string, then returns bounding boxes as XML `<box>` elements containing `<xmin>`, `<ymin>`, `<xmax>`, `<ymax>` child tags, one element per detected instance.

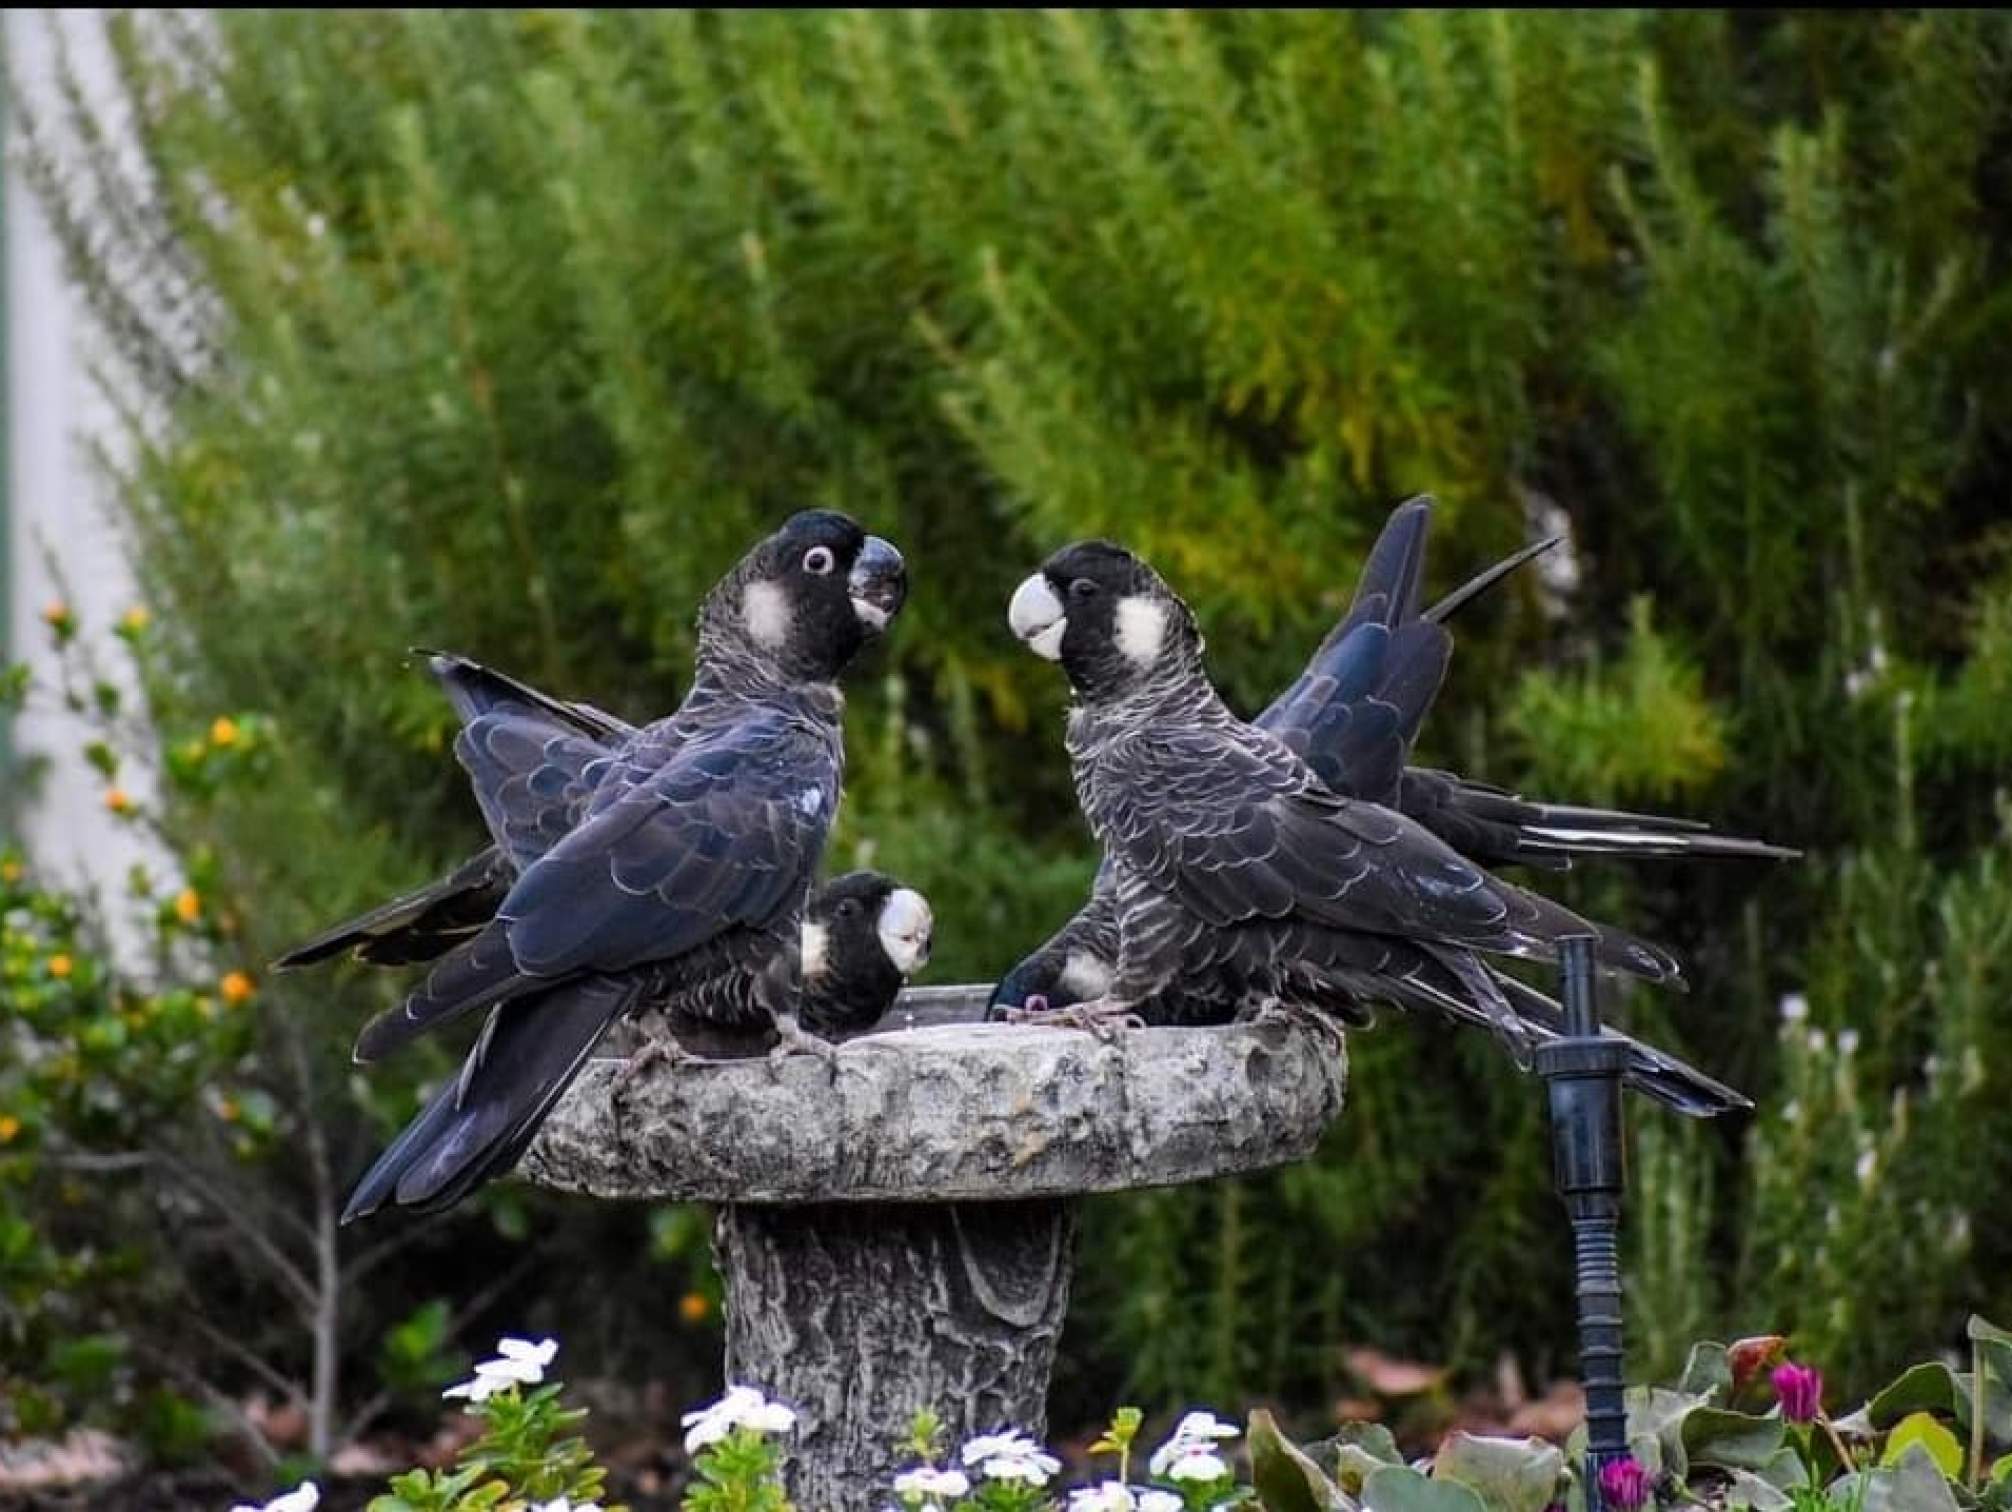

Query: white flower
<box><xmin>1070</xmin><ymin>1484</ymin><xmax>1135</xmax><ymax>1512</ymax></box>
<box><xmin>532</xmin><ymin>1500</ymin><xmax>599</xmax><ymax>1512</ymax></box>
<box><xmin>230</xmin><ymin>1483</ymin><xmax>320</xmax><ymax>1512</ymax></box>
<box><xmin>961</xmin><ymin>1430</ymin><xmax>1041</xmax><ymax>1465</ymax></box>
<box><xmin>1068</xmin><ymin>1483</ymin><xmax>1185</xmax><ymax>1512</ymax></box>
<box><xmin>894</xmin><ymin>1466</ymin><xmax>972</xmax><ymax>1499</ymax></box>
<box><xmin>1856</xmin><ymin>1148</ymin><xmax>1877</xmax><ymax>1187</ymax></box>
<box><xmin>442</xmin><ymin>1335</ymin><xmax>560</xmax><ymax>1403</ymax></box>
<box><xmin>1838</xmin><ymin>1029</ymin><xmax>1861</xmax><ymax>1056</ymax></box>
<box><xmin>681</xmin><ymin>1385</ymin><xmax>798</xmax><ymax>1455</ymax></box>
<box><xmin>1168</xmin><ymin>1411</ymin><xmax>1239</xmax><ymax>1445</ymax></box>
<box><xmin>1779</xmin><ymin>993</ymin><xmax>1809</xmax><ymax>1024</ymax></box>
<box><xmin>959</xmin><ymin>1428</ymin><xmax>1060</xmax><ymax>1486</ymax></box>
<box><xmin>1164</xmin><ymin>1448</ymin><xmax>1231</xmax><ymax>1482</ymax></box>
<box><xmin>1147</xmin><ymin>1411</ymin><xmax>1241</xmax><ymax>1477</ymax></box>
<box><xmin>497</xmin><ymin>1336</ymin><xmax>559</xmax><ymax>1369</ymax></box>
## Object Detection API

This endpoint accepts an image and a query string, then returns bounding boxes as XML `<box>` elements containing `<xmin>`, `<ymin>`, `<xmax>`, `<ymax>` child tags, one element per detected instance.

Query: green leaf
<box><xmin>1678</xmin><ymin>1342</ymin><xmax>1734</xmax><ymax>1403</ymax></box>
<box><xmin>1753</xmin><ymin>1446</ymin><xmax>1807</xmax><ymax>1492</ymax></box>
<box><xmin>1869</xmin><ymin>1363</ymin><xmax>1964</xmax><ymax>1428</ymax></box>
<box><xmin>1993</xmin><ymin>1454</ymin><xmax>2012</xmax><ymax>1485</ymax></box>
<box><xmin>1310</xmin><ymin>1424</ymin><xmax>1405</xmax><ymax>1494</ymax></box>
<box><xmin>1972</xmin><ymin>1319</ymin><xmax>2012</xmax><ymax>1350</ymax></box>
<box><xmin>1615</xmin><ymin>1385</ymin><xmax>1701</xmax><ymax>1476</ymax></box>
<box><xmin>1723</xmin><ymin>1470</ymin><xmax>1792</xmax><ymax>1511</ymax></box>
<box><xmin>1362</xmin><ymin>1467</ymin><xmax>1488</xmax><ymax>1512</ymax></box>
<box><xmin>1429</xmin><ymin>1431</ymin><xmax>1563</xmax><ymax>1512</ymax></box>
<box><xmin>1971</xmin><ymin>1316</ymin><xmax>2012</xmax><ymax>1450</ymax></box>
<box><xmin>1680</xmin><ymin>1407</ymin><xmax>1787</xmax><ymax>1472</ymax></box>
<box><xmin>1869</xmin><ymin>1358</ymin><xmax>2012</xmax><ymax>1448</ymax></box>
<box><xmin>1250</xmin><ymin>1408</ymin><xmax>1356</xmax><ymax>1512</ymax></box>
<box><xmin>1884</xmin><ymin>1413</ymin><xmax>1965</xmax><ymax>1478</ymax></box>
<box><xmin>1874</xmin><ymin>1444</ymin><xmax>1962</xmax><ymax>1512</ymax></box>
<box><xmin>49</xmin><ymin>1332</ymin><xmax>126</xmax><ymax>1395</ymax></box>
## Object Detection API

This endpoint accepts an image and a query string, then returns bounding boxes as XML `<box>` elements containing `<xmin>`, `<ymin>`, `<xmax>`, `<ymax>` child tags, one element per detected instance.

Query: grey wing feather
<box><xmin>354</xmin><ymin>713</ymin><xmax>835</xmax><ymax>1063</ymax></box>
<box><xmin>1090</xmin><ymin>724</ymin><xmax>1680</xmax><ymax>984</ymax></box>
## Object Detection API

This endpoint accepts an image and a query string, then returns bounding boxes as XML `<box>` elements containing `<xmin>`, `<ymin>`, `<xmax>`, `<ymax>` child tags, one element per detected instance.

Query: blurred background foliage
<box><xmin>8</xmin><ymin>5</ymin><xmax>2012</xmax><ymax>1476</ymax></box>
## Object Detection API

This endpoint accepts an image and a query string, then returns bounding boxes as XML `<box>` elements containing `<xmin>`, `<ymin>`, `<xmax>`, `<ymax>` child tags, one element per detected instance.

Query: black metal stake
<box><xmin>1536</xmin><ymin>935</ymin><xmax>1632</xmax><ymax>1512</ymax></box>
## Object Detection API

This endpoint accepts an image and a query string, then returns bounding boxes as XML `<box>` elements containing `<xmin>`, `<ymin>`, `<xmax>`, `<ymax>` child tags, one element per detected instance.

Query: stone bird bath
<box><xmin>524</xmin><ymin>985</ymin><xmax>1348</xmax><ymax>1509</ymax></box>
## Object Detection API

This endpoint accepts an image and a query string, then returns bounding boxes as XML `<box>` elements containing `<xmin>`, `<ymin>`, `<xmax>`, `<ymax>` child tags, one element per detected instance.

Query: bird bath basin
<box><xmin>522</xmin><ymin>985</ymin><xmax>1348</xmax><ymax>1509</ymax></box>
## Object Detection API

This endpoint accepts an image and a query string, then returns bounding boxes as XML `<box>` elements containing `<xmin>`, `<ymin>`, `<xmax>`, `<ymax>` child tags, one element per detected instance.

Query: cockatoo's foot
<box><xmin>1004</xmin><ymin>995</ymin><xmax>1145</xmax><ymax>1042</ymax></box>
<box><xmin>768</xmin><ymin>1016</ymin><xmax>842</xmax><ymax>1073</ymax></box>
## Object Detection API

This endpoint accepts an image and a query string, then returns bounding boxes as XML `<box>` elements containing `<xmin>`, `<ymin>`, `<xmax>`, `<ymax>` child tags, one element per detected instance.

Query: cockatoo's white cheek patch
<box><xmin>876</xmin><ymin>888</ymin><xmax>934</xmax><ymax>975</ymax></box>
<box><xmin>742</xmin><ymin>580</ymin><xmax>791</xmax><ymax>650</ymax></box>
<box><xmin>1114</xmin><ymin>596</ymin><xmax>1167</xmax><ymax>667</ymax></box>
<box><xmin>1060</xmin><ymin>950</ymin><xmax>1114</xmax><ymax>999</ymax></box>
<box><xmin>801</xmin><ymin>921</ymin><xmax>830</xmax><ymax>980</ymax></box>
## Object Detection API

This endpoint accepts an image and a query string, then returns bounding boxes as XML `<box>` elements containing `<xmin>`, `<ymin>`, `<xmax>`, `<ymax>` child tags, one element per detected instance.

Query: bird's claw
<box><xmin>611</xmin><ymin>1035</ymin><xmax>688</xmax><ymax>1144</ymax></box>
<box><xmin>612</xmin><ymin>1035</ymin><xmax>687</xmax><ymax>1097</ymax></box>
<box><xmin>1004</xmin><ymin>996</ymin><xmax>1144</xmax><ymax>1042</ymax></box>
<box><xmin>768</xmin><ymin>1017</ymin><xmax>841</xmax><ymax>1070</ymax></box>
<box><xmin>1237</xmin><ymin>998</ymin><xmax>1300</xmax><ymax>1031</ymax></box>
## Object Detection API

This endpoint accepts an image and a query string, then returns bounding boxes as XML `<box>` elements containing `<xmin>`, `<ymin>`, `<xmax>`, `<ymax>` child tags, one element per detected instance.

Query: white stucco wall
<box><xmin>5</xmin><ymin>9</ymin><xmax>168</xmax><ymax>917</ymax></box>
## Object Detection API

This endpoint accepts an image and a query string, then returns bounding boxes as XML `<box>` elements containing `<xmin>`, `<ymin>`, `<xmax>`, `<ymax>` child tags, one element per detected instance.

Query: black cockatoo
<box><xmin>797</xmin><ymin>870</ymin><xmax>934</xmax><ymax>1039</ymax></box>
<box><xmin>1000</xmin><ymin>519</ymin><xmax>1765</xmax><ymax>1115</ymax></box>
<box><xmin>278</xmin><ymin>657</ymin><xmax>934</xmax><ymax>1042</ymax></box>
<box><xmin>305</xmin><ymin>510</ymin><xmax>906</xmax><ymax>1221</ymax></box>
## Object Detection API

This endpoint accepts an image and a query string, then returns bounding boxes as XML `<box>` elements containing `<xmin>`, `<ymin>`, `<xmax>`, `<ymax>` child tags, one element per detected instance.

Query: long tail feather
<box><xmin>1348</xmin><ymin>495</ymin><xmax>1434</xmax><ymax>626</ymax></box>
<box><xmin>417</xmin><ymin>648</ymin><xmax>633</xmax><ymax>742</ymax></box>
<box><xmin>352</xmin><ymin>921</ymin><xmax>529</xmax><ymax>1063</ymax></box>
<box><xmin>342</xmin><ymin>975</ymin><xmax>638</xmax><ymax>1222</ymax></box>
<box><xmin>1492</xmin><ymin>970</ymin><xmax>1751</xmax><ymax>1117</ymax></box>
<box><xmin>1515</xmin><ymin>825</ymin><xmax>1802</xmax><ymax>862</ymax></box>
<box><xmin>273</xmin><ymin>850</ymin><xmax>508</xmax><ymax>971</ymax></box>
<box><xmin>1423</xmin><ymin>535</ymin><xmax>1563</xmax><ymax>624</ymax></box>
<box><xmin>1364</xmin><ymin>954</ymin><xmax>1748</xmax><ymax>1118</ymax></box>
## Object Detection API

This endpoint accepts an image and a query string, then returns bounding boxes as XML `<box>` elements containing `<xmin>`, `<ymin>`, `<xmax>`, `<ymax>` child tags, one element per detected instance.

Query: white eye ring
<box><xmin>803</xmin><ymin>545</ymin><xmax>835</xmax><ymax>576</ymax></box>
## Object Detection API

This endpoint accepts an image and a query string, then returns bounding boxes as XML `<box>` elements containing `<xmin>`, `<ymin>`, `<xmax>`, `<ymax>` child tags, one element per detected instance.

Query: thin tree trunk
<box><xmin>285</xmin><ymin>1018</ymin><xmax>341</xmax><ymax>1462</ymax></box>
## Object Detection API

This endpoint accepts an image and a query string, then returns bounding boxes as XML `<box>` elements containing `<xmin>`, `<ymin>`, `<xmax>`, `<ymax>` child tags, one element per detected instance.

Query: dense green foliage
<box><xmin>12</xmin><ymin>6</ymin><xmax>2012</xmax><ymax>1464</ymax></box>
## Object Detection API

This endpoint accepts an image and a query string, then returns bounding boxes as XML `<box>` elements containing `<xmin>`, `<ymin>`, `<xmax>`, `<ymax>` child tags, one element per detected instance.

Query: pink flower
<box><xmin>1598</xmin><ymin>1456</ymin><xmax>1653</xmax><ymax>1511</ymax></box>
<box><xmin>1773</xmin><ymin>1361</ymin><xmax>1824</xmax><ymax>1423</ymax></box>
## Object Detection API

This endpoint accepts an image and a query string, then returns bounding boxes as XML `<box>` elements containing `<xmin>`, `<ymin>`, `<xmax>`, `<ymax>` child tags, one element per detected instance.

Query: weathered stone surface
<box><xmin>518</xmin><ymin>987</ymin><xmax>1349</xmax><ymax>1508</ymax></box>
<box><xmin>523</xmin><ymin>1007</ymin><xmax>1348</xmax><ymax>1203</ymax></box>
<box><xmin>717</xmin><ymin>1199</ymin><xmax>1076</xmax><ymax>1512</ymax></box>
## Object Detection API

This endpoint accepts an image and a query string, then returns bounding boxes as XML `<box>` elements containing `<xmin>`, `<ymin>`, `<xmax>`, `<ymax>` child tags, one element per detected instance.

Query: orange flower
<box><xmin>217</xmin><ymin>1096</ymin><xmax>240</xmax><ymax>1123</ymax></box>
<box><xmin>42</xmin><ymin>601</ymin><xmax>72</xmax><ymax>629</ymax></box>
<box><xmin>0</xmin><ymin>1115</ymin><xmax>20</xmax><ymax>1143</ymax></box>
<box><xmin>1</xmin><ymin>861</ymin><xmax>20</xmax><ymax>884</ymax></box>
<box><xmin>220</xmin><ymin>970</ymin><xmax>255</xmax><ymax>1006</ymax></box>
<box><xmin>210</xmin><ymin>717</ymin><xmax>240</xmax><ymax>748</ymax></box>
<box><xmin>48</xmin><ymin>955</ymin><xmax>73</xmax><ymax>980</ymax></box>
<box><xmin>120</xmin><ymin>606</ymin><xmax>151</xmax><ymax>633</ymax></box>
<box><xmin>678</xmin><ymin>1292</ymin><xmax>711</xmax><ymax>1324</ymax></box>
<box><xmin>174</xmin><ymin>888</ymin><xmax>202</xmax><ymax>924</ymax></box>
<box><xmin>103</xmin><ymin>788</ymin><xmax>134</xmax><ymax>816</ymax></box>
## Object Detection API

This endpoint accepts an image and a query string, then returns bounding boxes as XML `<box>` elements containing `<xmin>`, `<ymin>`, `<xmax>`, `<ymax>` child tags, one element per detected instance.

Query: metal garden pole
<box><xmin>1536</xmin><ymin>935</ymin><xmax>1632</xmax><ymax>1512</ymax></box>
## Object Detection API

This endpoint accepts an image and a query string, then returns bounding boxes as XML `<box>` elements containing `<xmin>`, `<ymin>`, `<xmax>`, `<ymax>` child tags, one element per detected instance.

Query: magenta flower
<box><xmin>1773</xmin><ymin>1361</ymin><xmax>1824</xmax><ymax>1423</ymax></box>
<box><xmin>1598</xmin><ymin>1456</ymin><xmax>1653</xmax><ymax>1511</ymax></box>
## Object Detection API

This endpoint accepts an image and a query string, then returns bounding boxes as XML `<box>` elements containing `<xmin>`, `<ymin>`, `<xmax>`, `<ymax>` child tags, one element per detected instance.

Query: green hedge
<box><xmin>14</xmin><ymin>9</ymin><xmax>2012</xmax><ymax>1425</ymax></box>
